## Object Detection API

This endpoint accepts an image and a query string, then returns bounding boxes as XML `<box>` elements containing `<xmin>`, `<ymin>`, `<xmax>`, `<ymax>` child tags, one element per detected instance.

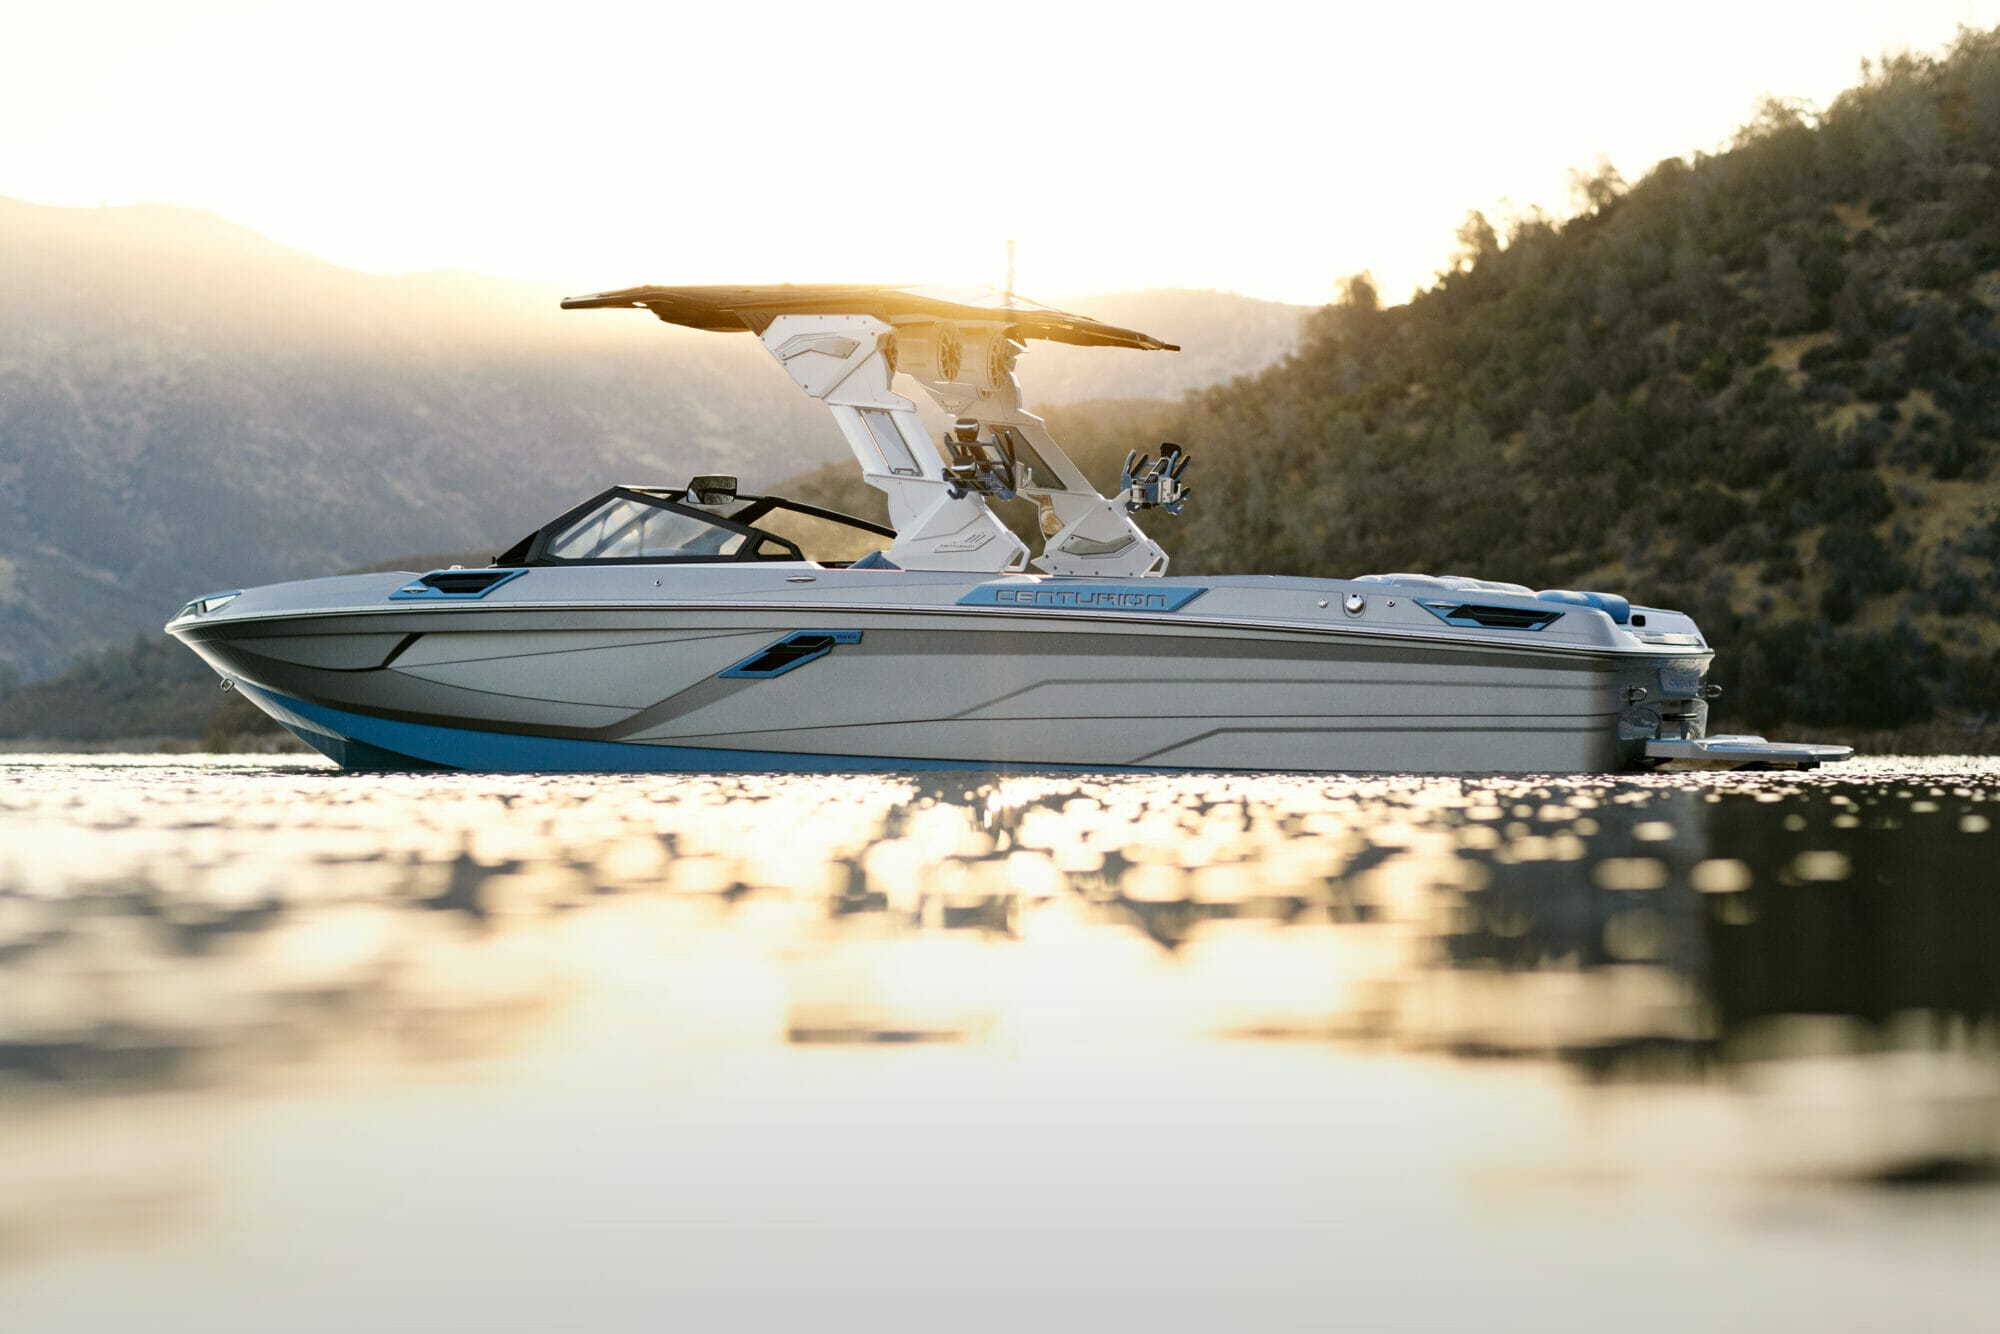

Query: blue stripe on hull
<box><xmin>236</xmin><ymin>683</ymin><xmax>1137</xmax><ymax>775</ymax></box>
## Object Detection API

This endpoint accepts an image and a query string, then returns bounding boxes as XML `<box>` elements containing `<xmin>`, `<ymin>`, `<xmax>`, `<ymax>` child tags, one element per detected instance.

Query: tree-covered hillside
<box><xmin>732</xmin><ymin>35</ymin><xmax>2000</xmax><ymax>746</ymax></box>
<box><xmin>1104</xmin><ymin>34</ymin><xmax>2000</xmax><ymax>740</ymax></box>
<box><xmin>0</xmin><ymin>634</ymin><xmax>276</xmax><ymax>749</ymax></box>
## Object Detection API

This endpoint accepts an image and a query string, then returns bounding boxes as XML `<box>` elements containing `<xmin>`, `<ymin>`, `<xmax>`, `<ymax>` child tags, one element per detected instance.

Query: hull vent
<box><xmin>391</xmin><ymin>569</ymin><xmax>528</xmax><ymax>600</ymax></box>
<box><xmin>721</xmin><ymin>630</ymin><xmax>863</xmax><ymax>679</ymax></box>
<box><xmin>1416</xmin><ymin>599</ymin><xmax>1565</xmax><ymax>631</ymax></box>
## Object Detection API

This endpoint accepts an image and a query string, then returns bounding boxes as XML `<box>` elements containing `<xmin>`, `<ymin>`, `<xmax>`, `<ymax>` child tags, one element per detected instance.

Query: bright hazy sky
<box><xmin>7</xmin><ymin>0</ymin><xmax>2000</xmax><ymax>306</ymax></box>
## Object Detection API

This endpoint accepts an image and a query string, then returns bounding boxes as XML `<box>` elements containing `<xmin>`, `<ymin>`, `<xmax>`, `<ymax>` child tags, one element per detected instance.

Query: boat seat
<box><xmin>1534</xmin><ymin>589</ymin><xmax>1631</xmax><ymax>624</ymax></box>
<box><xmin>847</xmin><ymin>551</ymin><xmax>902</xmax><ymax>570</ymax></box>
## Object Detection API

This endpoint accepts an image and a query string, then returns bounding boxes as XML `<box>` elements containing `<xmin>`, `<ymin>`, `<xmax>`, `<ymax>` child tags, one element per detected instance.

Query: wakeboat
<box><xmin>167</xmin><ymin>284</ymin><xmax>1850</xmax><ymax>773</ymax></box>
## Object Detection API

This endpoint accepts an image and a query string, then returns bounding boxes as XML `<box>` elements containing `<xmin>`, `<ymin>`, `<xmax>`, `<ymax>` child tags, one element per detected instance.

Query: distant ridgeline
<box><xmin>0</xmin><ymin>551</ymin><xmax>488</xmax><ymax>748</ymax></box>
<box><xmin>0</xmin><ymin>181</ymin><xmax>1303</xmax><ymax>690</ymax></box>
<box><xmin>0</xmin><ymin>633</ymin><xmax>280</xmax><ymax>749</ymax></box>
<box><xmin>1045</xmin><ymin>32</ymin><xmax>2000</xmax><ymax>741</ymax></box>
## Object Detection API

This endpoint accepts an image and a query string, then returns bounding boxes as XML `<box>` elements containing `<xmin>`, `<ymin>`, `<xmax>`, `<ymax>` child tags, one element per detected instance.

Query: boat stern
<box><xmin>1602</xmin><ymin>606</ymin><xmax>1852</xmax><ymax>770</ymax></box>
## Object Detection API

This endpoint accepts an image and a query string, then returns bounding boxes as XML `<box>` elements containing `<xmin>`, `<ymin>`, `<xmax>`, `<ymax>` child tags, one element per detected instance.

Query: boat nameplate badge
<box><xmin>1657</xmin><ymin>667</ymin><xmax>1704</xmax><ymax>698</ymax></box>
<box><xmin>958</xmin><ymin>584</ymin><xmax>1207</xmax><ymax>612</ymax></box>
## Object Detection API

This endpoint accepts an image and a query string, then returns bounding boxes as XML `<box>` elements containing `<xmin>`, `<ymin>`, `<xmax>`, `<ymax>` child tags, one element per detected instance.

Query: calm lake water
<box><xmin>0</xmin><ymin>754</ymin><xmax>1996</xmax><ymax>1332</ymax></box>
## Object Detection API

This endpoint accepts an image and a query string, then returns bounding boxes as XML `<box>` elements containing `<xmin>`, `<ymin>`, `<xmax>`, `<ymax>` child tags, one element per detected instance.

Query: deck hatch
<box><xmin>720</xmin><ymin>629</ymin><xmax>863</xmax><ymax>679</ymax></box>
<box><xmin>390</xmin><ymin>569</ymin><xmax>529</xmax><ymax>601</ymax></box>
<box><xmin>1416</xmin><ymin>599</ymin><xmax>1565</xmax><ymax>631</ymax></box>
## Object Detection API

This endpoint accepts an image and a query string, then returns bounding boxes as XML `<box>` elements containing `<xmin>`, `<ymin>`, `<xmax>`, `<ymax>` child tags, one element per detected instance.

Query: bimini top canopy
<box><xmin>559</xmin><ymin>283</ymin><xmax>1178</xmax><ymax>352</ymax></box>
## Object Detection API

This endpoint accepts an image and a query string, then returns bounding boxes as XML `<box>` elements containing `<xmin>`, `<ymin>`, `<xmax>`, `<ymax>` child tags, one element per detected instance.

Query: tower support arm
<box><xmin>756</xmin><ymin>315</ymin><xmax>1026</xmax><ymax>572</ymax></box>
<box><xmin>904</xmin><ymin>332</ymin><xmax>1170</xmax><ymax>577</ymax></box>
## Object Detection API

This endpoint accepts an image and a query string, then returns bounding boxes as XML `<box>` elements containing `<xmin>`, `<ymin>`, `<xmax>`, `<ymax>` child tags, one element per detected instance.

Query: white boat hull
<box><xmin>169</xmin><ymin>566</ymin><xmax>1736</xmax><ymax>774</ymax></box>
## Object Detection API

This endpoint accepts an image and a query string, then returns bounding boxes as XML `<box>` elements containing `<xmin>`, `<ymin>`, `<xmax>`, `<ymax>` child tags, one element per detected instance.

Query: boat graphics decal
<box><xmin>236</xmin><ymin>682</ymin><xmax>1150</xmax><ymax>775</ymax></box>
<box><xmin>957</xmin><ymin>583</ymin><xmax>1207</xmax><ymax>613</ymax></box>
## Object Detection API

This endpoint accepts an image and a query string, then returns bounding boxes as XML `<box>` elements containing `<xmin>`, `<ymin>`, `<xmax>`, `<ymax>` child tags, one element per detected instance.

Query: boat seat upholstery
<box><xmin>1533</xmin><ymin>589</ymin><xmax>1632</xmax><ymax>624</ymax></box>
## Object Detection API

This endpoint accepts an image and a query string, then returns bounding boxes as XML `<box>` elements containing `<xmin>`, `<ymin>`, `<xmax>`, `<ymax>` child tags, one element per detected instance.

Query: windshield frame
<box><xmin>500</xmin><ymin>486</ymin><xmax>896</xmax><ymax>568</ymax></box>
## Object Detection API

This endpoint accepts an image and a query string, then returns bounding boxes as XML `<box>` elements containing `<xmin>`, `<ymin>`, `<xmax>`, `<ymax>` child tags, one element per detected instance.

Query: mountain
<box><xmin>0</xmin><ymin>197</ymin><xmax>845</xmax><ymax>676</ymax></box>
<box><xmin>0</xmin><ymin>200</ymin><xmax>1299</xmax><ymax>681</ymax></box>
<box><xmin>1116</xmin><ymin>32</ymin><xmax>2000</xmax><ymax>743</ymax></box>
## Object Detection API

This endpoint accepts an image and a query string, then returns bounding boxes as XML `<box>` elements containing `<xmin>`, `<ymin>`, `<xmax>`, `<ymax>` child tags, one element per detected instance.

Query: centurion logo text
<box><xmin>994</xmin><ymin>589</ymin><xmax>1177</xmax><ymax>610</ymax></box>
<box><xmin>957</xmin><ymin>583</ymin><xmax>1208</xmax><ymax>612</ymax></box>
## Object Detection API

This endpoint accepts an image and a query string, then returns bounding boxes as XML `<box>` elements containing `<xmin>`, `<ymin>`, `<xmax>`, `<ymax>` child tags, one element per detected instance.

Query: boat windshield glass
<box><xmin>546</xmin><ymin>496</ymin><xmax>745</xmax><ymax>560</ymax></box>
<box><xmin>499</xmin><ymin>485</ymin><xmax>897</xmax><ymax>567</ymax></box>
<box><xmin>745</xmin><ymin>507</ymin><xmax>885</xmax><ymax>564</ymax></box>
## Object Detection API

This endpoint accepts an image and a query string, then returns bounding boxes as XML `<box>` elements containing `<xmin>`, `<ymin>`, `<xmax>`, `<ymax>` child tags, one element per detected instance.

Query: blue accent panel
<box><xmin>957</xmin><ymin>582</ymin><xmax>1207</xmax><ymax>613</ymax></box>
<box><xmin>232</xmin><ymin>682</ymin><xmax>1138</xmax><ymax>775</ymax></box>
<box><xmin>719</xmin><ymin>629</ymin><xmax>863</xmax><ymax>679</ymax></box>
<box><xmin>1535</xmin><ymin>588</ymin><xmax>1631</xmax><ymax>624</ymax></box>
<box><xmin>390</xmin><ymin>569</ymin><xmax>529</xmax><ymax>601</ymax></box>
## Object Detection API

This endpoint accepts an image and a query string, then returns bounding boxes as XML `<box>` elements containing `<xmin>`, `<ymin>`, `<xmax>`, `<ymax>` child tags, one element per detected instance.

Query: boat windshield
<box><xmin>547</xmin><ymin>496</ymin><xmax>745</xmax><ymax>560</ymax></box>
<box><xmin>500</xmin><ymin>485</ymin><xmax>896</xmax><ymax>567</ymax></box>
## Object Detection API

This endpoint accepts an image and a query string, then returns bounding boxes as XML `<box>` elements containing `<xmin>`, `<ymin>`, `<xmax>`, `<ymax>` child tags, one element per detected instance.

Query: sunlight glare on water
<box><xmin>0</xmin><ymin>754</ymin><xmax>1997</xmax><ymax>1332</ymax></box>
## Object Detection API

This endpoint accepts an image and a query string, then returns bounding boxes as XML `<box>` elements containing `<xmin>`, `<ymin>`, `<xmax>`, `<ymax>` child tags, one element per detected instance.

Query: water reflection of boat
<box><xmin>167</xmin><ymin>285</ymin><xmax>1851</xmax><ymax>774</ymax></box>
